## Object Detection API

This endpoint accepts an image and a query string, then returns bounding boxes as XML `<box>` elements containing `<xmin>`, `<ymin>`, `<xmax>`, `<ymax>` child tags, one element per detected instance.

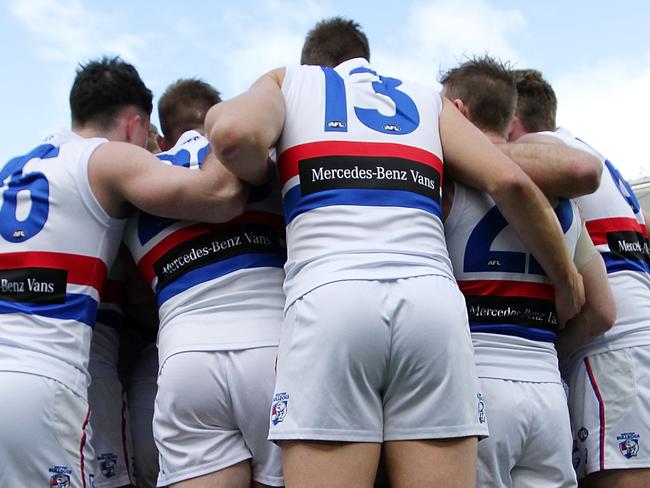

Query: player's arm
<box><xmin>439</xmin><ymin>97</ymin><xmax>585</xmax><ymax>327</ymax></box>
<box><xmin>205</xmin><ymin>68</ymin><xmax>286</xmax><ymax>186</ymax></box>
<box><xmin>89</xmin><ymin>142</ymin><xmax>248</xmax><ymax>222</ymax></box>
<box><xmin>556</xmin><ymin>225</ymin><xmax>616</xmax><ymax>357</ymax></box>
<box><xmin>497</xmin><ymin>133</ymin><xmax>602</xmax><ymax>198</ymax></box>
<box><xmin>644</xmin><ymin>210</ymin><xmax>650</xmax><ymax>237</ymax></box>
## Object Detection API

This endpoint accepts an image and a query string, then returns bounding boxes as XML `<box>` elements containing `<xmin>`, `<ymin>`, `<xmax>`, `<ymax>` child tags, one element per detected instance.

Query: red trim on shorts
<box><xmin>120</xmin><ymin>397</ymin><xmax>133</xmax><ymax>483</ymax></box>
<box><xmin>584</xmin><ymin>356</ymin><xmax>606</xmax><ymax>471</ymax></box>
<box><xmin>79</xmin><ymin>404</ymin><xmax>91</xmax><ymax>488</ymax></box>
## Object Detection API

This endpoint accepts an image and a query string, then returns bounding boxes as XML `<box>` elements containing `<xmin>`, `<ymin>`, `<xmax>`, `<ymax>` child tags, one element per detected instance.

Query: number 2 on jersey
<box><xmin>464</xmin><ymin>199</ymin><xmax>574</xmax><ymax>275</ymax></box>
<box><xmin>322</xmin><ymin>66</ymin><xmax>420</xmax><ymax>135</ymax></box>
<box><xmin>0</xmin><ymin>144</ymin><xmax>57</xmax><ymax>242</ymax></box>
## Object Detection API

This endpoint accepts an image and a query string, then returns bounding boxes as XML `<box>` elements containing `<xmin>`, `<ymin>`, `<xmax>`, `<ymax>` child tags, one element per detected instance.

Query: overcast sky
<box><xmin>3</xmin><ymin>0</ymin><xmax>650</xmax><ymax>180</ymax></box>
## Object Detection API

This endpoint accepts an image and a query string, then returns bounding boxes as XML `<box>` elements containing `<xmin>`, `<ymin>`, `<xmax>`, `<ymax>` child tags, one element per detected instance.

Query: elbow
<box><xmin>574</xmin><ymin>157</ymin><xmax>603</xmax><ymax>195</ymax></box>
<box><xmin>587</xmin><ymin>303</ymin><xmax>616</xmax><ymax>339</ymax></box>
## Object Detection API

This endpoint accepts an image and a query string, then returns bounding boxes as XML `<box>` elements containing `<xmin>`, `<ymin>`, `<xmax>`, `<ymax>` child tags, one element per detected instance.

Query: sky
<box><xmin>3</xmin><ymin>0</ymin><xmax>650</xmax><ymax>181</ymax></box>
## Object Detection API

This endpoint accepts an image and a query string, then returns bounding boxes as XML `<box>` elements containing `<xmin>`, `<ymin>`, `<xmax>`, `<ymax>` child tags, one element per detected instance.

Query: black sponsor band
<box><xmin>153</xmin><ymin>223</ymin><xmax>285</xmax><ymax>288</ymax></box>
<box><xmin>299</xmin><ymin>155</ymin><xmax>440</xmax><ymax>201</ymax></box>
<box><xmin>0</xmin><ymin>267</ymin><xmax>67</xmax><ymax>304</ymax></box>
<box><xmin>465</xmin><ymin>295</ymin><xmax>558</xmax><ymax>331</ymax></box>
<box><xmin>607</xmin><ymin>231</ymin><xmax>650</xmax><ymax>263</ymax></box>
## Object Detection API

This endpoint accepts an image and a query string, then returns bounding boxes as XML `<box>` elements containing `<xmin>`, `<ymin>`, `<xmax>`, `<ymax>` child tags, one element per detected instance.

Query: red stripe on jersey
<box><xmin>0</xmin><ymin>251</ymin><xmax>107</xmax><ymax>291</ymax></box>
<box><xmin>586</xmin><ymin>217</ymin><xmax>647</xmax><ymax>245</ymax></box>
<box><xmin>458</xmin><ymin>279</ymin><xmax>554</xmax><ymax>300</ymax></box>
<box><xmin>278</xmin><ymin>140</ymin><xmax>444</xmax><ymax>187</ymax></box>
<box><xmin>100</xmin><ymin>278</ymin><xmax>124</xmax><ymax>304</ymax></box>
<box><xmin>137</xmin><ymin>211</ymin><xmax>284</xmax><ymax>283</ymax></box>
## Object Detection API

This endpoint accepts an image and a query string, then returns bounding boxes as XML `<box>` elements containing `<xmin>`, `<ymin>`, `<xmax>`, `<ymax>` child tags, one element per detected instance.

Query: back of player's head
<box><xmin>440</xmin><ymin>55</ymin><xmax>516</xmax><ymax>136</ymax></box>
<box><xmin>158</xmin><ymin>78</ymin><xmax>221</xmax><ymax>146</ymax></box>
<box><xmin>512</xmin><ymin>69</ymin><xmax>557</xmax><ymax>132</ymax></box>
<box><xmin>301</xmin><ymin>17</ymin><xmax>370</xmax><ymax>67</ymax></box>
<box><xmin>70</xmin><ymin>56</ymin><xmax>153</xmax><ymax>129</ymax></box>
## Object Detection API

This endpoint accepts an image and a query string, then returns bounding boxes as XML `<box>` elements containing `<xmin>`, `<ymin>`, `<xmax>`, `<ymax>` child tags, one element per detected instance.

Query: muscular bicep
<box><xmin>90</xmin><ymin>141</ymin><xmax>246</xmax><ymax>222</ymax></box>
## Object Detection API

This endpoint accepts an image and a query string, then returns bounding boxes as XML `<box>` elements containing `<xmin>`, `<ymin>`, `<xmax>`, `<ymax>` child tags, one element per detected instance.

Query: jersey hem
<box><xmin>157</xmin><ymin>452</ymin><xmax>251</xmax><ymax>486</ymax></box>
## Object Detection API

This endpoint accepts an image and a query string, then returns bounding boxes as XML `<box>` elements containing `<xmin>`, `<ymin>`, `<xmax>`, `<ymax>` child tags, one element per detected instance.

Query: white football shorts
<box><xmin>0</xmin><ymin>371</ymin><xmax>95</xmax><ymax>487</ymax></box>
<box><xmin>88</xmin><ymin>374</ymin><xmax>133</xmax><ymax>487</ymax></box>
<box><xmin>565</xmin><ymin>345</ymin><xmax>650</xmax><ymax>478</ymax></box>
<box><xmin>269</xmin><ymin>275</ymin><xmax>488</xmax><ymax>442</ymax></box>
<box><xmin>154</xmin><ymin>347</ymin><xmax>283</xmax><ymax>486</ymax></box>
<box><xmin>476</xmin><ymin>378</ymin><xmax>577</xmax><ymax>488</ymax></box>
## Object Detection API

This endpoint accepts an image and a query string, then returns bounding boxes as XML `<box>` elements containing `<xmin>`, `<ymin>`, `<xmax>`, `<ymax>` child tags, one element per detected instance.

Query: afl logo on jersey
<box><xmin>271</xmin><ymin>392</ymin><xmax>289</xmax><ymax>425</ymax></box>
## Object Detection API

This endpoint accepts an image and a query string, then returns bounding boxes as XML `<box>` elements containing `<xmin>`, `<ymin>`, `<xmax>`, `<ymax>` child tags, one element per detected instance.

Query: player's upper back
<box><xmin>277</xmin><ymin>58</ymin><xmax>451</xmax><ymax>305</ymax></box>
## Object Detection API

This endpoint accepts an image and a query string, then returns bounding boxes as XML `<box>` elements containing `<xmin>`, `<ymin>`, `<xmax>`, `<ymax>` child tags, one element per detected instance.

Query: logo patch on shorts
<box><xmin>49</xmin><ymin>466</ymin><xmax>71</xmax><ymax>487</ymax></box>
<box><xmin>271</xmin><ymin>392</ymin><xmax>289</xmax><ymax>425</ymax></box>
<box><xmin>578</xmin><ymin>427</ymin><xmax>589</xmax><ymax>442</ymax></box>
<box><xmin>98</xmin><ymin>452</ymin><xmax>117</xmax><ymax>478</ymax></box>
<box><xmin>477</xmin><ymin>393</ymin><xmax>486</xmax><ymax>424</ymax></box>
<box><xmin>617</xmin><ymin>432</ymin><xmax>640</xmax><ymax>459</ymax></box>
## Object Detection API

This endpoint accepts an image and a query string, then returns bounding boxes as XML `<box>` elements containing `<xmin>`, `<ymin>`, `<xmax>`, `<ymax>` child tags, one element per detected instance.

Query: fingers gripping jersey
<box><xmin>278</xmin><ymin>59</ymin><xmax>453</xmax><ymax>306</ymax></box>
<box><xmin>445</xmin><ymin>182</ymin><xmax>581</xmax><ymax>381</ymax></box>
<box><xmin>123</xmin><ymin>131</ymin><xmax>286</xmax><ymax>362</ymax></box>
<box><xmin>542</xmin><ymin>128</ymin><xmax>650</xmax><ymax>352</ymax></box>
<box><xmin>0</xmin><ymin>129</ymin><xmax>125</xmax><ymax>395</ymax></box>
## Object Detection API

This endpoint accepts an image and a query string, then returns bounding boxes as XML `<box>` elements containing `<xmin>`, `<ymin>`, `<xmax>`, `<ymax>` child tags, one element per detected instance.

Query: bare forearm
<box><xmin>498</xmin><ymin>142</ymin><xmax>602</xmax><ymax>198</ymax></box>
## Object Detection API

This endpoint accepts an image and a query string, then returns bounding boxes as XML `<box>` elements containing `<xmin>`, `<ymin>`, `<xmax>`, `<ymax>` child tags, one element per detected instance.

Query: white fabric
<box><xmin>154</xmin><ymin>347</ymin><xmax>283</xmax><ymax>486</ymax></box>
<box><xmin>0</xmin><ymin>371</ymin><xmax>95</xmax><ymax>487</ymax></box>
<box><xmin>564</xmin><ymin>345</ymin><xmax>650</xmax><ymax>477</ymax></box>
<box><xmin>0</xmin><ymin>129</ymin><xmax>124</xmax><ymax>396</ymax></box>
<box><xmin>87</xmin><ymin>375</ymin><xmax>133</xmax><ymax>487</ymax></box>
<box><xmin>278</xmin><ymin>59</ymin><xmax>453</xmax><ymax>308</ymax></box>
<box><xmin>476</xmin><ymin>378</ymin><xmax>577</xmax><ymax>488</ymax></box>
<box><xmin>543</xmin><ymin>128</ymin><xmax>650</xmax><ymax>354</ymax></box>
<box><xmin>269</xmin><ymin>275</ymin><xmax>488</xmax><ymax>442</ymax></box>
<box><xmin>126</xmin><ymin>343</ymin><xmax>158</xmax><ymax>488</ymax></box>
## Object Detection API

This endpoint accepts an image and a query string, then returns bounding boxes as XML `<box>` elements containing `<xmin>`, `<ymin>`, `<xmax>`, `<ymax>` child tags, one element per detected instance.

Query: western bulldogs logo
<box><xmin>98</xmin><ymin>452</ymin><xmax>118</xmax><ymax>478</ymax></box>
<box><xmin>617</xmin><ymin>432</ymin><xmax>640</xmax><ymax>459</ymax></box>
<box><xmin>271</xmin><ymin>392</ymin><xmax>289</xmax><ymax>425</ymax></box>
<box><xmin>578</xmin><ymin>427</ymin><xmax>589</xmax><ymax>442</ymax></box>
<box><xmin>477</xmin><ymin>393</ymin><xmax>486</xmax><ymax>424</ymax></box>
<box><xmin>49</xmin><ymin>466</ymin><xmax>71</xmax><ymax>487</ymax></box>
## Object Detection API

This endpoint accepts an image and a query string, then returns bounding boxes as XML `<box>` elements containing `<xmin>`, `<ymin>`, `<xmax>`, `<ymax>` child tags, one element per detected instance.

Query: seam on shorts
<box><xmin>120</xmin><ymin>396</ymin><xmax>133</xmax><ymax>484</ymax></box>
<box><xmin>79</xmin><ymin>404</ymin><xmax>91</xmax><ymax>488</ymax></box>
<box><xmin>584</xmin><ymin>356</ymin><xmax>606</xmax><ymax>471</ymax></box>
<box><xmin>384</xmin><ymin>424</ymin><xmax>489</xmax><ymax>441</ymax></box>
<box><xmin>269</xmin><ymin>428</ymin><xmax>382</xmax><ymax>443</ymax></box>
<box><xmin>253</xmin><ymin>472</ymin><xmax>285</xmax><ymax>487</ymax></box>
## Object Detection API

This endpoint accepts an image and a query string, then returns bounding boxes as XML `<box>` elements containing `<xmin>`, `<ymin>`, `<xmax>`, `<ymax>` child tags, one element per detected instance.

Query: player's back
<box><xmin>278</xmin><ymin>58</ymin><xmax>452</xmax><ymax>306</ymax></box>
<box><xmin>0</xmin><ymin>129</ymin><xmax>124</xmax><ymax>396</ymax></box>
<box><xmin>445</xmin><ymin>182</ymin><xmax>581</xmax><ymax>381</ymax></box>
<box><xmin>123</xmin><ymin>131</ymin><xmax>286</xmax><ymax>363</ymax></box>
<box><xmin>543</xmin><ymin>128</ymin><xmax>650</xmax><ymax>354</ymax></box>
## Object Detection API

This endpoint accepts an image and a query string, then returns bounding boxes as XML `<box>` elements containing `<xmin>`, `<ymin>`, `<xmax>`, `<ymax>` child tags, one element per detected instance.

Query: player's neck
<box><xmin>482</xmin><ymin>130</ymin><xmax>507</xmax><ymax>144</ymax></box>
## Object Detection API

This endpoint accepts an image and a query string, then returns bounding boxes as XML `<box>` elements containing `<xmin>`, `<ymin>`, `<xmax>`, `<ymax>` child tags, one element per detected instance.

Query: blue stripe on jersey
<box><xmin>157</xmin><ymin>252</ymin><xmax>286</xmax><ymax>305</ymax></box>
<box><xmin>96</xmin><ymin>309</ymin><xmax>124</xmax><ymax>329</ymax></box>
<box><xmin>0</xmin><ymin>293</ymin><xmax>98</xmax><ymax>327</ymax></box>
<box><xmin>282</xmin><ymin>185</ymin><xmax>442</xmax><ymax>224</ymax></box>
<box><xmin>601</xmin><ymin>252</ymin><xmax>650</xmax><ymax>274</ymax></box>
<box><xmin>469</xmin><ymin>323</ymin><xmax>557</xmax><ymax>343</ymax></box>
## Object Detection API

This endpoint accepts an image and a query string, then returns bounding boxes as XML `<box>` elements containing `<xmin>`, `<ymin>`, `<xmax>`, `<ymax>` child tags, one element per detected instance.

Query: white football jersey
<box><xmin>445</xmin><ymin>182</ymin><xmax>582</xmax><ymax>382</ymax></box>
<box><xmin>543</xmin><ymin>128</ymin><xmax>650</xmax><ymax>353</ymax></box>
<box><xmin>89</xmin><ymin>256</ymin><xmax>125</xmax><ymax>378</ymax></box>
<box><xmin>0</xmin><ymin>129</ymin><xmax>124</xmax><ymax>396</ymax></box>
<box><xmin>123</xmin><ymin>131</ymin><xmax>285</xmax><ymax>364</ymax></box>
<box><xmin>278</xmin><ymin>58</ymin><xmax>453</xmax><ymax>306</ymax></box>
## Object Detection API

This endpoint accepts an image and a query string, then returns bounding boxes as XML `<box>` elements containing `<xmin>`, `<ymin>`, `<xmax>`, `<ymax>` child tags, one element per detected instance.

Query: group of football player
<box><xmin>1</xmin><ymin>15</ymin><xmax>649</xmax><ymax>488</ymax></box>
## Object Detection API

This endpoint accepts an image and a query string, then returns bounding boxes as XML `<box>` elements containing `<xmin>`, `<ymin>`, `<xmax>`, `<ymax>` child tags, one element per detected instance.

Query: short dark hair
<box><xmin>301</xmin><ymin>17</ymin><xmax>370</xmax><ymax>67</ymax></box>
<box><xmin>440</xmin><ymin>55</ymin><xmax>517</xmax><ymax>136</ymax></box>
<box><xmin>512</xmin><ymin>69</ymin><xmax>557</xmax><ymax>132</ymax></box>
<box><xmin>158</xmin><ymin>78</ymin><xmax>221</xmax><ymax>145</ymax></box>
<box><xmin>70</xmin><ymin>56</ymin><xmax>153</xmax><ymax>129</ymax></box>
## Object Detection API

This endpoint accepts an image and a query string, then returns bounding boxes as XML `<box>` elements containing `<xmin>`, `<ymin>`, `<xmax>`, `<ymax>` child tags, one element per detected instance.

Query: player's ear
<box><xmin>125</xmin><ymin>113</ymin><xmax>148</xmax><ymax>147</ymax></box>
<box><xmin>508</xmin><ymin>115</ymin><xmax>524</xmax><ymax>142</ymax></box>
<box><xmin>452</xmin><ymin>99</ymin><xmax>469</xmax><ymax>118</ymax></box>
